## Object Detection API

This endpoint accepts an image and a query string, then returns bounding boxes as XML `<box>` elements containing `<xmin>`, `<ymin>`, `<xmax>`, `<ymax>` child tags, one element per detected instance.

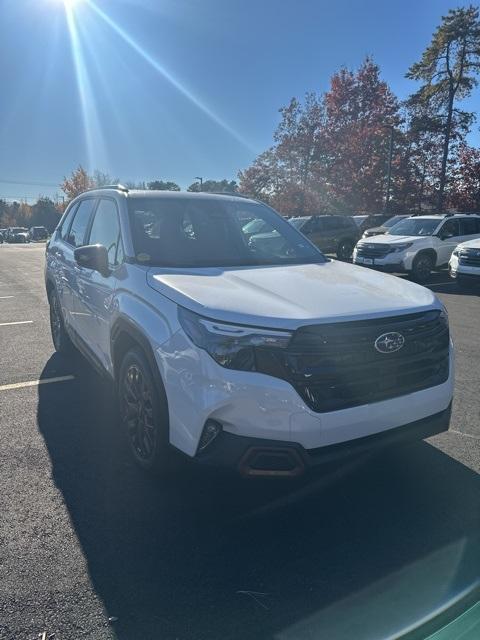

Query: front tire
<box><xmin>49</xmin><ymin>289</ymin><xmax>73</xmax><ymax>354</ymax></box>
<box><xmin>411</xmin><ymin>253</ymin><xmax>434</xmax><ymax>283</ymax></box>
<box><xmin>118</xmin><ymin>348</ymin><xmax>171</xmax><ymax>472</ymax></box>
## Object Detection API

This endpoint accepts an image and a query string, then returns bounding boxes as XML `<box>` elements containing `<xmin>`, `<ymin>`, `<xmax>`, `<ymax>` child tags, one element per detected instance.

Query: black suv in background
<box><xmin>289</xmin><ymin>215</ymin><xmax>360</xmax><ymax>260</ymax></box>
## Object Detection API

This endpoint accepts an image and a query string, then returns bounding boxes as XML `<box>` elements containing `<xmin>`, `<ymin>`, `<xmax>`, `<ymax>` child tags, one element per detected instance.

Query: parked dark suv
<box><xmin>289</xmin><ymin>215</ymin><xmax>360</xmax><ymax>260</ymax></box>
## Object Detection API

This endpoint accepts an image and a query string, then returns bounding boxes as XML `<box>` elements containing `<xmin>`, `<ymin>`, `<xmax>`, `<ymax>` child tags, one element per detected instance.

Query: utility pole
<box><xmin>384</xmin><ymin>125</ymin><xmax>394</xmax><ymax>214</ymax></box>
<box><xmin>195</xmin><ymin>176</ymin><xmax>203</xmax><ymax>191</ymax></box>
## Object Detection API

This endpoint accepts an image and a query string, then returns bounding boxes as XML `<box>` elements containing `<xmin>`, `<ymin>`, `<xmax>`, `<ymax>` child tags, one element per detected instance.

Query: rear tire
<box><xmin>48</xmin><ymin>289</ymin><xmax>74</xmax><ymax>355</ymax></box>
<box><xmin>118</xmin><ymin>347</ymin><xmax>173</xmax><ymax>473</ymax></box>
<box><xmin>336</xmin><ymin>239</ymin><xmax>355</xmax><ymax>261</ymax></box>
<box><xmin>411</xmin><ymin>253</ymin><xmax>434</xmax><ymax>283</ymax></box>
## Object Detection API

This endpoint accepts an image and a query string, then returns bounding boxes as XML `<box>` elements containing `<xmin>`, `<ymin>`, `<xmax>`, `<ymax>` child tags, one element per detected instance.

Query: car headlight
<box><xmin>388</xmin><ymin>242</ymin><xmax>413</xmax><ymax>253</ymax></box>
<box><xmin>452</xmin><ymin>248</ymin><xmax>459</xmax><ymax>256</ymax></box>
<box><xmin>178</xmin><ymin>307</ymin><xmax>292</xmax><ymax>370</ymax></box>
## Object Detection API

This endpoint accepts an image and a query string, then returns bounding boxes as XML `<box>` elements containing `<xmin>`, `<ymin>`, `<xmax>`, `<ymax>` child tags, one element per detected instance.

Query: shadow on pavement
<box><xmin>37</xmin><ymin>354</ymin><xmax>480</xmax><ymax>640</ymax></box>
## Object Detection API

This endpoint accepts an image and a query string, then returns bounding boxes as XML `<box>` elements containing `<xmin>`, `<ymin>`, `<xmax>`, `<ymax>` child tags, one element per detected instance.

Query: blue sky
<box><xmin>0</xmin><ymin>0</ymin><xmax>478</xmax><ymax>202</ymax></box>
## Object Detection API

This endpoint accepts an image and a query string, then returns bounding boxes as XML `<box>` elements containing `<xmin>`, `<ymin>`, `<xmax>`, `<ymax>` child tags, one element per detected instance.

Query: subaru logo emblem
<box><xmin>374</xmin><ymin>331</ymin><xmax>405</xmax><ymax>354</ymax></box>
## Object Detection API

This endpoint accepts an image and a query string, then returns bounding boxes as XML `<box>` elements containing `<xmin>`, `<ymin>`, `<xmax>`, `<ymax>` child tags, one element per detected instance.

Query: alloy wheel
<box><xmin>122</xmin><ymin>364</ymin><xmax>157</xmax><ymax>463</ymax></box>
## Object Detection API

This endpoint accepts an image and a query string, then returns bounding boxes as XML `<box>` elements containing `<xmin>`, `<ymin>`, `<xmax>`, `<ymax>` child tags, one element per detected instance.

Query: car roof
<box><xmin>82</xmin><ymin>187</ymin><xmax>257</xmax><ymax>205</ymax></box>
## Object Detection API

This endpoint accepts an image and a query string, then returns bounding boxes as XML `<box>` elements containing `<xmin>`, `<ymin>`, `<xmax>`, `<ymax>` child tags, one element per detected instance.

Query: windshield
<box><xmin>128</xmin><ymin>198</ymin><xmax>325</xmax><ymax>267</ymax></box>
<box><xmin>388</xmin><ymin>218</ymin><xmax>440</xmax><ymax>236</ymax></box>
<box><xmin>384</xmin><ymin>215</ymin><xmax>405</xmax><ymax>228</ymax></box>
<box><xmin>289</xmin><ymin>217</ymin><xmax>310</xmax><ymax>230</ymax></box>
<box><xmin>11</xmin><ymin>228</ymin><xmax>27</xmax><ymax>233</ymax></box>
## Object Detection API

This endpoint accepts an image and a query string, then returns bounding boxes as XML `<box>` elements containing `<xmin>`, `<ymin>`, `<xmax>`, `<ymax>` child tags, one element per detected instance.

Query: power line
<box><xmin>0</xmin><ymin>179</ymin><xmax>61</xmax><ymax>188</ymax></box>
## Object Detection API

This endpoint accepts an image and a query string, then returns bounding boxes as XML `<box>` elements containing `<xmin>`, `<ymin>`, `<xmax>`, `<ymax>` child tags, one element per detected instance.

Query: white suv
<box><xmin>449</xmin><ymin>236</ymin><xmax>480</xmax><ymax>286</ymax></box>
<box><xmin>45</xmin><ymin>188</ymin><xmax>453</xmax><ymax>477</ymax></box>
<box><xmin>353</xmin><ymin>214</ymin><xmax>480</xmax><ymax>282</ymax></box>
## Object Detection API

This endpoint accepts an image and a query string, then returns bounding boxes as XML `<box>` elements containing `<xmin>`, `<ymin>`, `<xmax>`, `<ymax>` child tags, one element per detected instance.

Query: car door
<box><xmin>321</xmin><ymin>217</ymin><xmax>340</xmax><ymax>253</ymax></box>
<box><xmin>304</xmin><ymin>217</ymin><xmax>326</xmax><ymax>251</ymax></box>
<box><xmin>459</xmin><ymin>217</ymin><xmax>480</xmax><ymax>245</ymax></box>
<box><xmin>54</xmin><ymin>199</ymin><xmax>97</xmax><ymax>331</ymax></box>
<box><xmin>436</xmin><ymin>218</ymin><xmax>461</xmax><ymax>265</ymax></box>
<box><xmin>75</xmin><ymin>197</ymin><xmax>124</xmax><ymax>372</ymax></box>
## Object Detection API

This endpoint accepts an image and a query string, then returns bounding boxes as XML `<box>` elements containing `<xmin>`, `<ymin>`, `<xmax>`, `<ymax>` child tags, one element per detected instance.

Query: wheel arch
<box><xmin>413</xmin><ymin>248</ymin><xmax>437</xmax><ymax>266</ymax></box>
<box><xmin>111</xmin><ymin>318</ymin><xmax>165</xmax><ymax>392</ymax></box>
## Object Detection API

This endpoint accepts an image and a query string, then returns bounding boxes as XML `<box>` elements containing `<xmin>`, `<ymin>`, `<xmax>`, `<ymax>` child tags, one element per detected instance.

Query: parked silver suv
<box><xmin>45</xmin><ymin>187</ymin><xmax>453</xmax><ymax>476</ymax></box>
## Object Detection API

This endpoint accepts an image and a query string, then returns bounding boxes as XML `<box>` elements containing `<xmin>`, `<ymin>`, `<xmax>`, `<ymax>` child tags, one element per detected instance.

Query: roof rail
<box><xmin>206</xmin><ymin>191</ymin><xmax>252</xmax><ymax>199</ymax></box>
<box><xmin>84</xmin><ymin>184</ymin><xmax>129</xmax><ymax>194</ymax></box>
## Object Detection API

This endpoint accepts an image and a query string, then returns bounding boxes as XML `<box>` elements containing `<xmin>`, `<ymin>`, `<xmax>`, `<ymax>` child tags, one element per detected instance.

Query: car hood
<box><xmin>457</xmin><ymin>237</ymin><xmax>480</xmax><ymax>250</ymax></box>
<box><xmin>147</xmin><ymin>261</ymin><xmax>439</xmax><ymax>329</ymax></box>
<box><xmin>358</xmin><ymin>235</ymin><xmax>421</xmax><ymax>246</ymax></box>
<box><xmin>364</xmin><ymin>226</ymin><xmax>387</xmax><ymax>235</ymax></box>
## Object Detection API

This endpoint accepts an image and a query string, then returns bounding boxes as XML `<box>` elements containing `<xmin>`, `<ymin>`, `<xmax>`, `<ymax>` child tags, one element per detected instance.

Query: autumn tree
<box><xmin>61</xmin><ymin>165</ymin><xmax>93</xmax><ymax>201</ymax></box>
<box><xmin>323</xmin><ymin>58</ymin><xmax>401</xmax><ymax>213</ymax></box>
<box><xmin>147</xmin><ymin>180</ymin><xmax>181</xmax><ymax>191</ymax></box>
<box><xmin>407</xmin><ymin>6</ymin><xmax>480</xmax><ymax>210</ymax></box>
<box><xmin>449</xmin><ymin>144</ymin><xmax>480</xmax><ymax>210</ymax></box>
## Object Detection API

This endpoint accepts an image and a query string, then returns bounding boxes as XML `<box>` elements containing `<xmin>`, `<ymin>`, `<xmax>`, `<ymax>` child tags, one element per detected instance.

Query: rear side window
<box><xmin>88</xmin><ymin>199</ymin><xmax>124</xmax><ymax>267</ymax></box>
<box><xmin>66</xmin><ymin>199</ymin><xmax>97</xmax><ymax>247</ymax></box>
<box><xmin>461</xmin><ymin>217</ymin><xmax>480</xmax><ymax>235</ymax></box>
<box><xmin>322</xmin><ymin>217</ymin><xmax>340</xmax><ymax>231</ymax></box>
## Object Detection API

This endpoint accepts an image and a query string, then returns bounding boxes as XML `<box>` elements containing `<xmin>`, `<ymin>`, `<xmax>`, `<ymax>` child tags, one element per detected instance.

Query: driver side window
<box><xmin>87</xmin><ymin>199</ymin><xmax>124</xmax><ymax>268</ymax></box>
<box><xmin>439</xmin><ymin>219</ymin><xmax>460</xmax><ymax>239</ymax></box>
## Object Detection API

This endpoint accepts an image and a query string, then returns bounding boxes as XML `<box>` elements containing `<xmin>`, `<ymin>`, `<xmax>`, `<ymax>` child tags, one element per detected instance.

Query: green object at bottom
<box><xmin>426</xmin><ymin>601</ymin><xmax>480</xmax><ymax>639</ymax></box>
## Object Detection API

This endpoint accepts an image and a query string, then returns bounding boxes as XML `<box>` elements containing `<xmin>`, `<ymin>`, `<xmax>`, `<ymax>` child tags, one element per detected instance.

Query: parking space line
<box><xmin>0</xmin><ymin>320</ymin><xmax>33</xmax><ymax>327</ymax></box>
<box><xmin>0</xmin><ymin>375</ymin><xmax>75</xmax><ymax>392</ymax></box>
<box><xmin>0</xmin><ymin>296</ymin><xmax>14</xmax><ymax>299</ymax></box>
<box><xmin>450</xmin><ymin>429</ymin><xmax>480</xmax><ymax>441</ymax></box>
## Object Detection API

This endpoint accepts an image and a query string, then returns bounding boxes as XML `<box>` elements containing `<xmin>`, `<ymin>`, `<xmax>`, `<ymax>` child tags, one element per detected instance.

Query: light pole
<box><xmin>195</xmin><ymin>176</ymin><xmax>203</xmax><ymax>191</ymax></box>
<box><xmin>384</xmin><ymin>125</ymin><xmax>394</xmax><ymax>214</ymax></box>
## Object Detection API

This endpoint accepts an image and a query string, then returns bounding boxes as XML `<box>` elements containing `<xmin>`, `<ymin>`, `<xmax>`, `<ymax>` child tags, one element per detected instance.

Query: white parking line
<box><xmin>0</xmin><ymin>376</ymin><xmax>75</xmax><ymax>392</ymax></box>
<box><xmin>0</xmin><ymin>296</ymin><xmax>14</xmax><ymax>299</ymax></box>
<box><xmin>0</xmin><ymin>320</ymin><xmax>33</xmax><ymax>327</ymax></box>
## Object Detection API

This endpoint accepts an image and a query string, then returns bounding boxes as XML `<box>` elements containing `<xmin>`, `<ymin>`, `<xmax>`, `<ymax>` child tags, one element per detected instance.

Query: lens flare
<box><xmin>85</xmin><ymin>0</ymin><xmax>254</xmax><ymax>152</ymax></box>
<box><xmin>64</xmin><ymin>3</ymin><xmax>107</xmax><ymax>169</ymax></box>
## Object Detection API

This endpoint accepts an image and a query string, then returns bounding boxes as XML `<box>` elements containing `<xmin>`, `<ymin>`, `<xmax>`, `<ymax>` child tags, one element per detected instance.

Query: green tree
<box><xmin>187</xmin><ymin>179</ymin><xmax>237</xmax><ymax>193</ymax></box>
<box><xmin>406</xmin><ymin>6</ymin><xmax>480</xmax><ymax>210</ymax></box>
<box><xmin>30</xmin><ymin>197</ymin><xmax>61</xmax><ymax>232</ymax></box>
<box><xmin>147</xmin><ymin>180</ymin><xmax>181</xmax><ymax>191</ymax></box>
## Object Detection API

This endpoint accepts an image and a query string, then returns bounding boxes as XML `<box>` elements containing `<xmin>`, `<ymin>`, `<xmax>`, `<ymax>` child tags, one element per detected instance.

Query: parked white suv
<box><xmin>449</xmin><ymin>236</ymin><xmax>480</xmax><ymax>286</ymax></box>
<box><xmin>353</xmin><ymin>214</ymin><xmax>480</xmax><ymax>282</ymax></box>
<box><xmin>45</xmin><ymin>188</ymin><xmax>453</xmax><ymax>476</ymax></box>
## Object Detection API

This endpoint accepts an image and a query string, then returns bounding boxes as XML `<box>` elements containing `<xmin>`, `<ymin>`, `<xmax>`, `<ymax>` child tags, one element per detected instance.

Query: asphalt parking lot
<box><xmin>0</xmin><ymin>243</ymin><xmax>479</xmax><ymax>640</ymax></box>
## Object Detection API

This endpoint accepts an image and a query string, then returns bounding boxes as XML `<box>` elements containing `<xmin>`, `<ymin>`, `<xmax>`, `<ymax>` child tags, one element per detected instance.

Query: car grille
<box><xmin>257</xmin><ymin>311</ymin><xmax>449</xmax><ymax>413</ymax></box>
<box><xmin>459</xmin><ymin>248</ymin><xmax>480</xmax><ymax>267</ymax></box>
<box><xmin>356</xmin><ymin>243</ymin><xmax>391</xmax><ymax>259</ymax></box>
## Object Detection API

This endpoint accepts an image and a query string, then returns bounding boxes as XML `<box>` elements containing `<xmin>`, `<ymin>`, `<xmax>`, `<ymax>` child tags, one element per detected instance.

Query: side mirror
<box><xmin>74</xmin><ymin>244</ymin><xmax>110</xmax><ymax>276</ymax></box>
<box><xmin>439</xmin><ymin>230</ymin><xmax>453</xmax><ymax>240</ymax></box>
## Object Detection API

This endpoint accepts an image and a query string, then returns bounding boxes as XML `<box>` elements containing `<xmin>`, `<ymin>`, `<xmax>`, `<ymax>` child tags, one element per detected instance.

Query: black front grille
<box><xmin>257</xmin><ymin>311</ymin><xmax>449</xmax><ymax>413</ymax></box>
<box><xmin>459</xmin><ymin>249</ymin><xmax>480</xmax><ymax>267</ymax></box>
<box><xmin>356</xmin><ymin>243</ymin><xmax>391</xmax><ymax>259</ymax></box>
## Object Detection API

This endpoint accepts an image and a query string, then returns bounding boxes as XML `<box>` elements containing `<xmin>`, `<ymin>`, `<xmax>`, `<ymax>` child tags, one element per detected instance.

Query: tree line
<box><xmin>2</xmin><ymin>5</ymin><xmax>479</xmax><ymax>231</ymax></box>
<box><xmin>238</xmin><ymin>6</ymin><xmax>480</xmax><ymax>215</ymax></box>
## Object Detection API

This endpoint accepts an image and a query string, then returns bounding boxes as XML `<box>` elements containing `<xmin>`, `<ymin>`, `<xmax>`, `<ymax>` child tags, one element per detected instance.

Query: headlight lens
<box><xmin>388</xmin><ymin>242</ymin><xmax>413</xmax><ymax>253</ymax></box>
<box><xmin>452</xmin><ymin>249</ymin><xmax>459</xmax><ymax>256</ymax></box>
<box><xmin>178</xmin><ymin>307</ymin><xmax>292</xmax><ymax>370</ymax></box>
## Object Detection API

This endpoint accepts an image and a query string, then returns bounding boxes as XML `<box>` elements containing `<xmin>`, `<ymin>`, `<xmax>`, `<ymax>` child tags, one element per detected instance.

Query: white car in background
<box><xmin>449</xmin><ymin>236</ymin><xmax>480</xmax><ymax>286</ymax></box>
<box><xmin>354</xmin><ymin>214</ymin><xmax>480</xmax><ymax>282</ymax></box>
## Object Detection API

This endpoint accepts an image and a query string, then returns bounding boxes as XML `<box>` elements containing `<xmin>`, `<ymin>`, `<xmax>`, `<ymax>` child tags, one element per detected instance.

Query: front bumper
<box><xmin>449</xmin><ymin>255</ymin><xmax>480</xmax><ymax>280</ymax></box>
<box><xmin>157</xmin><ymin>331</ymin><xmax>454</xmax><ymax>460</ymax></box>
<box><xmin>195</xmin><ymin>403</ymin><xmax>452</xmax><ymax>476</ymax></box>
<box><xmin>353</xmin><ymin>248</ymin><xmax>418</xmax><ymax>272</ymax></box>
